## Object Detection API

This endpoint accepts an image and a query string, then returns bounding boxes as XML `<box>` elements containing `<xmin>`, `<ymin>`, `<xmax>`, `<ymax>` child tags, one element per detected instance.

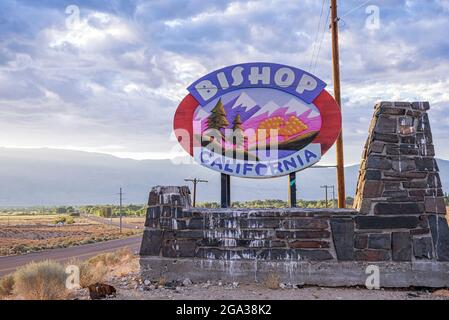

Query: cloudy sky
<box><xmin>1</xmin><ymin>0</ymin><xmax>449</xmax><ymax>165</ymax></box>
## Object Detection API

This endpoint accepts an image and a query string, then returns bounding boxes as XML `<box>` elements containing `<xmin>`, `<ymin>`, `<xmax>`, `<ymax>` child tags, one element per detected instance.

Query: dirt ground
<box><xmin>0</xmin><ymin>215</ymin><xmax>142</xmax><ymax>256</ymax></box>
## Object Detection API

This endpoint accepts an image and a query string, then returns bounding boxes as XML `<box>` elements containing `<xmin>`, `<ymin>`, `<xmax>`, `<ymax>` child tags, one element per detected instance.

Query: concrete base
<box><xmin>140</xmin><ymin>256</ymin><xmax>449</xmax><ymax>288</ymax></box>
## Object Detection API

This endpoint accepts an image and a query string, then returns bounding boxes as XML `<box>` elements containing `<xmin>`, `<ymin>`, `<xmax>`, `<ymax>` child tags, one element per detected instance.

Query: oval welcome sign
<box><xmin>174</xmin><ymin>62</ymin><xmax>341</xmax><ymax>179</ymax></box>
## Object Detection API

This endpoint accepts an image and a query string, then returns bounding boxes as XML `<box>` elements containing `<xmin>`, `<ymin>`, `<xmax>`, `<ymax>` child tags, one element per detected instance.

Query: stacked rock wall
<box><xmin>139</xmin><ymin>103</ymin><xmax>449</xmax><ymax>286</ymax></box>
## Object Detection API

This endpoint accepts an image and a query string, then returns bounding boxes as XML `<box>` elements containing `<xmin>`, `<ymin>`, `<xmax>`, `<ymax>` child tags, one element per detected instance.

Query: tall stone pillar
<box><xmin>354</xmin><ymin>101</ymin><xmax>446</xmax><ymax>216</ymax></box>
<box><xmin>354</xmin><ymin>101</ymin><xmax>449</xmax><ymax>262</ymax></box>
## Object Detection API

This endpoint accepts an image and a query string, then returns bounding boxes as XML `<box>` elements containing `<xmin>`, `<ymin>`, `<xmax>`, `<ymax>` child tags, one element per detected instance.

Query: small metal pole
<box><xmin>289</xmin><ymin>172</ymin><xmax>297</xmax><ymax>207</ymax></box>
<box><xmin>221</xmin><ymin>173</ymin><xmax>231</xmax><ymax>208</ymax></box>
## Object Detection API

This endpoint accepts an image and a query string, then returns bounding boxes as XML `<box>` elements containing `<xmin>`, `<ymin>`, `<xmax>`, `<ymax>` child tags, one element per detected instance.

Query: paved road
<box><xmin>0</xmin><ymin>235</ymin><xmax>142</xmax><ymax>277</ymax></box>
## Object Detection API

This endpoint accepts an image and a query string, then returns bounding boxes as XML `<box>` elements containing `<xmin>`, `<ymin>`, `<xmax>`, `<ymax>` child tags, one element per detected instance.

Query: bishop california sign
<box><xmin>174</xmin><ymin>62</ymin><xmax>342</xmax><ymax>178</ymax></box>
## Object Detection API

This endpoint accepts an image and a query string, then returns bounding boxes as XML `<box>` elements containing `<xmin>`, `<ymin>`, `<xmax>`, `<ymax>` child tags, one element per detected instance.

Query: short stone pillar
<box><xmin>139</xmin><ymin>186</ymin><xmax>191</xmax><ymax>256</ymax></box>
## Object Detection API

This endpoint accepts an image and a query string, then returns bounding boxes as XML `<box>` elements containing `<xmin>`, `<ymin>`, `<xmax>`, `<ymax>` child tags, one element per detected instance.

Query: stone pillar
<box><xmin>139</xmin><ymin>186</ymin><xmax>191</xmax><ymax>256</ymax></box>
<box><xmin>354</xmin><ymin>101</ymin><xmax>446</xmax><ymax>216</ymax></box>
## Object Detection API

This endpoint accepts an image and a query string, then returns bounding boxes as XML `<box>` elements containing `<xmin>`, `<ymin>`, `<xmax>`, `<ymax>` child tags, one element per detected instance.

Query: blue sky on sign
<box><xmin>0</xmin><ymin>0</ymin><xmax>448</xmax><ymax>164</ymax></box>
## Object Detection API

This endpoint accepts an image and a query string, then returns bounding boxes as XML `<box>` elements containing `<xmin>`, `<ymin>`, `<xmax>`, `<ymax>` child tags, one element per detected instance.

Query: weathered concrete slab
<box><xmin>140</xmin><ymin>256</ymin><xmax>449</xmax><ymax>288</ymax></box>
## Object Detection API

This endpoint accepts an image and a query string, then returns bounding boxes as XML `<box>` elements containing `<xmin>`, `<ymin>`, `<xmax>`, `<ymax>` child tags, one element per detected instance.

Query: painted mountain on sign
<box><xmin>196</xmin><ymin>89</ymin><xmax>322</xmax><ymax>159</ymax></box>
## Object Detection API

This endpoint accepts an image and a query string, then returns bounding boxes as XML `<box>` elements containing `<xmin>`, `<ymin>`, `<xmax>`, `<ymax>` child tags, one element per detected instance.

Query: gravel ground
<box><xmin>81</xmin><ymin>274</ymin><xmax>449</xmax><ymax>300</ymax></box>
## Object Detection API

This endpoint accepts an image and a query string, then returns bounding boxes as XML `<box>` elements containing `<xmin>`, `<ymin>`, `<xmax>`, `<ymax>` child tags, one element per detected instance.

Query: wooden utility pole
<box><xmin>320</xmin><ymin>185</ymin><xmax>329</xmax><ymax>208</ymax></box>
<box><xmin>330</xmin><ymin>0</ymin><xmax>346</xmax><ymax>208</ymax></box>
<box><xmin>185</xmin><ymin>178</ymin><xmax>208</xmax><ymax>207</ymax></box>
<box><xmin>119</xmin><ymin>188</ymin><xmax>123</xmax><ymax>233</ymax></box>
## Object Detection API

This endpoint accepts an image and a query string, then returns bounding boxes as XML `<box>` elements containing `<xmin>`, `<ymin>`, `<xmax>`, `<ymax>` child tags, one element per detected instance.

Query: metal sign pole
<box><xmin>221</xmin><ymin>173</ymin><xmax>231</xmax><ymax>208</ymax></box>
<box><xmin>288</xmin><ymin>172</ymin><xmax>297</xmax><ymax>207</ymax></box>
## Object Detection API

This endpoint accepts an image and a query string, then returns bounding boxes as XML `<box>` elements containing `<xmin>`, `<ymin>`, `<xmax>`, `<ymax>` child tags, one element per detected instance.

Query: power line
<box><xmin>312</xmin><ymin>2</ymin><xmax>331</xmax><ymax>74</ymax></box>
<box><xmin>309</xmin><ymin>0</ymin><xmax>326</xmax><ymax>72</ymax></box>
<box><xmin>184</xmin><ymin>178</ymin><xmax>208</xmax><ymax>207</ymax></box>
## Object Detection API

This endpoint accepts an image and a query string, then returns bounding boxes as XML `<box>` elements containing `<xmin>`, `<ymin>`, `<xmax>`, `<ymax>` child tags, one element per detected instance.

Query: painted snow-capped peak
<box><xmin>233</xmin><ymin>91</ymin><xmax>258</xmax><ymax>108</ymax></box>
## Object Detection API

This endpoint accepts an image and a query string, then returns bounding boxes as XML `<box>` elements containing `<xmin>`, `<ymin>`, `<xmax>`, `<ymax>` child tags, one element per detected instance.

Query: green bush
<box><xmin>13</xmin><ymin>260</ymin><xmax>68</xmax><ymax>300</ymax></box>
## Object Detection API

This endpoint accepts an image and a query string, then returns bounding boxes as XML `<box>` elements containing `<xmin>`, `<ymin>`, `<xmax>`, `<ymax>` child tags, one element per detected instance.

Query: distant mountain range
<box><xmin>0</xmin><ymin>147</ymin><xmax>448</xmax><ymax>207</ymax></box>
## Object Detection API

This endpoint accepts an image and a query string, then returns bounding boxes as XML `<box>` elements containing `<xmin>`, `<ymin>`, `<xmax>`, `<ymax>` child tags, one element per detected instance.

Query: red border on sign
<box><xmin>173</xmin><ymin>90</ymin><xmax>341</xmax><ymax>157</ymax></box>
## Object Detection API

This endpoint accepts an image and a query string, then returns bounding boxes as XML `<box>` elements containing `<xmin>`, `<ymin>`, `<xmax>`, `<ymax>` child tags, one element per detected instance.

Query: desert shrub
<box><xmin>0</xmin><ymin>274</ymin><xmax>15</xmax><ymax>297</ymax></box>
<box><xmin>77</xmin><ymin>261</ymin><xmax>108</xmax><ymax>288</ymax></box>
<box><xmin>13</xmin><ymin>260</ymin><xmax>68</xmax><ymax>300</ymax></box>
<box><xmin>54</xmin><ymin>215</ymin><xmax>74</xmax><ymax>225</ymax></box>
<box><xmin>65</xmin><ymin>216</ymin><xmax>75</xmax><ymax>224</ymax></box>
<box><xmin>264</xmin><ymin>273</ymin><xmax>280</xmax><ymax>290</ymax></box>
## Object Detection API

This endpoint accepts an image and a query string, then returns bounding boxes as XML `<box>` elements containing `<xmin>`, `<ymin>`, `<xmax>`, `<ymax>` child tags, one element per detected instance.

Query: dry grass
<box><xmin>88</xmin><ymin>248</ymin><xmax>138</xmax><ymax>279</ymax></box>
<box><xmin>13</xmin><ymin>260</ymin><xmax>68</xmax><ymax>300</ymax></box>
<box><xmin>264</xmin><ymin>273</ymin><xmax>281</xmax><ymax>290</ymax></box>
<box><xmin>66</xmin><ymin>247</ymin><xmax>137</xmax><ymax>289</ymax></box>
<box><xmin>1</xmin><ymin>248</ymin><xmax>139</xmax><ymax>300</ymax></box>
<box><xmin>0</xmin><ymin>274</ymin><xmax>14</xmax><ymax>297</ymax></box>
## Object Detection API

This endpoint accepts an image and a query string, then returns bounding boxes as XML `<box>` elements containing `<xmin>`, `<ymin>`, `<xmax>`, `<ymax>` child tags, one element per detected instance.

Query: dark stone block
<box><xmin>281</xmin><ymin>218</ymin><xmax>328</xmax><ymax>230</ymax></box>
<box><xmin>368</xmin><ymin>233</ymin><xmax>391</xmax><ymax>250</ymax></box>
<box><xmin>330</xmin><ymin>219</ymin><xmax>354</xmax><ymax>261</ymax></box>
<box><xmin>429</xmin><ymin>215</ymin><xmax>449</xmax><ymax>261</ymax></box>
<box><xmin>392</xmin><ymin>232</ymin><xmax>411</xmax><ymax>261</ymax></box>
<box><xmin>419</xmin><ymin>144</ymin><xmax>435</xmax><ymax>157</ymax></box>
<box><xmin>289</xmin><ymin>240</ymin><xmax>329</xmax><ymax>249</ymax></box>
<box><xmin>401</xmin><ymin>136</ymin><xmax>415</xmax><ymax>144</ymax></box>
<box><xmin>384</xmin><ymin>171</ymin><xmax>428</xmax><ymax>179</ymax></box>
<box><xmin>412</xmin><ymin>102</ymin><xmax>430</xmax><ymax>111</ymax></box>
<box><xmin>140</xmin><ymin>229</ymin><xmax>163</xmax><ymax>256</ymax></box>
<box><xmin>392</xmin><ymin>159</ymin><xmax>416</xmax><ymax>172</ymax></box>
<box><xmin>373</xmin><ymin>202</ymin><xmax>424</xmax><ymax>215</ymax></box>
<box><xmin>410</xmin><ymin>228</ymin><xmax>430</xmax><ymax>236</ymax></box>
<box><xmin>427</xmin><ymin>173</ymin><xmax>442</xmax><ymax>188</ymax></box>
<box><xmin>385</xmin><ymin>145</ymin><xmax>400</xmax><ymax>155</ymax></box>
<box><xmin>378</xmin><ymin>106</ymin><xmax>406</xmax><ymax>115</ymax></box>
<box><xmin>374</xmin><ymin>115</ymin><xmax>397</xmax><ymax>134</ymax></box>
<box><xmin>177</xmin><ymin>240</ymin><xmax>197</xmax><ymax>257</ymax></box>
<box><xmin>356</xmin><ymin>216</ymin><xmax>419</xmax><ymax>229</ymax></box>
<box><xmin>424</xmin><ymin>197</ymin><xmax>446</xmax><ymax>214</ymax></box>
<box><xmin>382</xmin><ymin>190</ymin><xmax>408</xmax><ymax>198</ymax></box>
<box><xmin>161</xmin><ymin>239</ymin><xmax>177</xmax><ymax>258</ymax></box>
<box><xmin>384</xmin><ymin>182</ymin><xmax>401</xmax><ymax>191</ymax></box>
<box><xmin>354</xmin><ymin>249</ymin><xmax>391</xmax><ymax>261</ymax></box>
<box><xmin>415</xmin><ymin>157</ymin><xmax>435</xmax><ymax>171</ymax></box>
<box><xmin>403</xmin><ymin>180</ymin><xmax>428</xmax><ymax>189</ymax></box>
<box><xmin>394</xmin><ymin>102</ymin><xmax>412</xmax><ymax>108</ymax></box>
<box><xmin>275</xmin><ymin>230</ymin><xmax>331</xmax><ymax>239</ymax></box>
<box><xmin>295</xmin><ymin>249</ymin><xmax>333</xmax><ymax>261</ymax></box>
<box><xmin>408</xmin><ymin>189</ymin><xmax>426</xmax><ymax>198</ymax></box>
<box><xmin>368</xmin><ymin>141</ymin><xmax>385</xmax><ymax>154</ymax></box>
<box><xmin>245</xmin><ymin>218</ymin><xmax>281</xmax><ymax>229</ymax></box>
<box><xmin>399</xmin><ymin>144</ymin><xmax>419</xmax><ymax>156</ymax></box>
<box><xmin>362</xmin><ymin>180</ymin><xmax>384</xmax><ymax>198</ymax></box>
<box><xmin>148</xmin><ymin>191</ymin><xmax>159</xmax><ymax>205</ymax></box>
<box><xmin>412</xmin><ymin>237</ymin><xmax>433</xmax><ymax>260</ymax></box>
<box><xmin>373</xmin><ymin>133</ymin><xmax>399</xmax><ymax>143</ymax></box>
<box><xmin>366</xmin><ymin>155</ymin><xmax>392</xmax><ymax>170</ymax></box>
<box><xmin>187</xmin><ymin>217</ymin><xmax>205</xmax><ymax>229</ymax></box>
<box><xmin>175</xmin><ymin>230</ymin><xmax>204</xmax><ymax>239</ymax></box>
<box><xmin>354</xmin><ymin>234</ymin><xmax>368</xmax><ymax>249</ymax></box>
<box><xmin>365</xmin><ymin>170</ymin><xmax>382</xmax><ymax>180</ymax></box>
